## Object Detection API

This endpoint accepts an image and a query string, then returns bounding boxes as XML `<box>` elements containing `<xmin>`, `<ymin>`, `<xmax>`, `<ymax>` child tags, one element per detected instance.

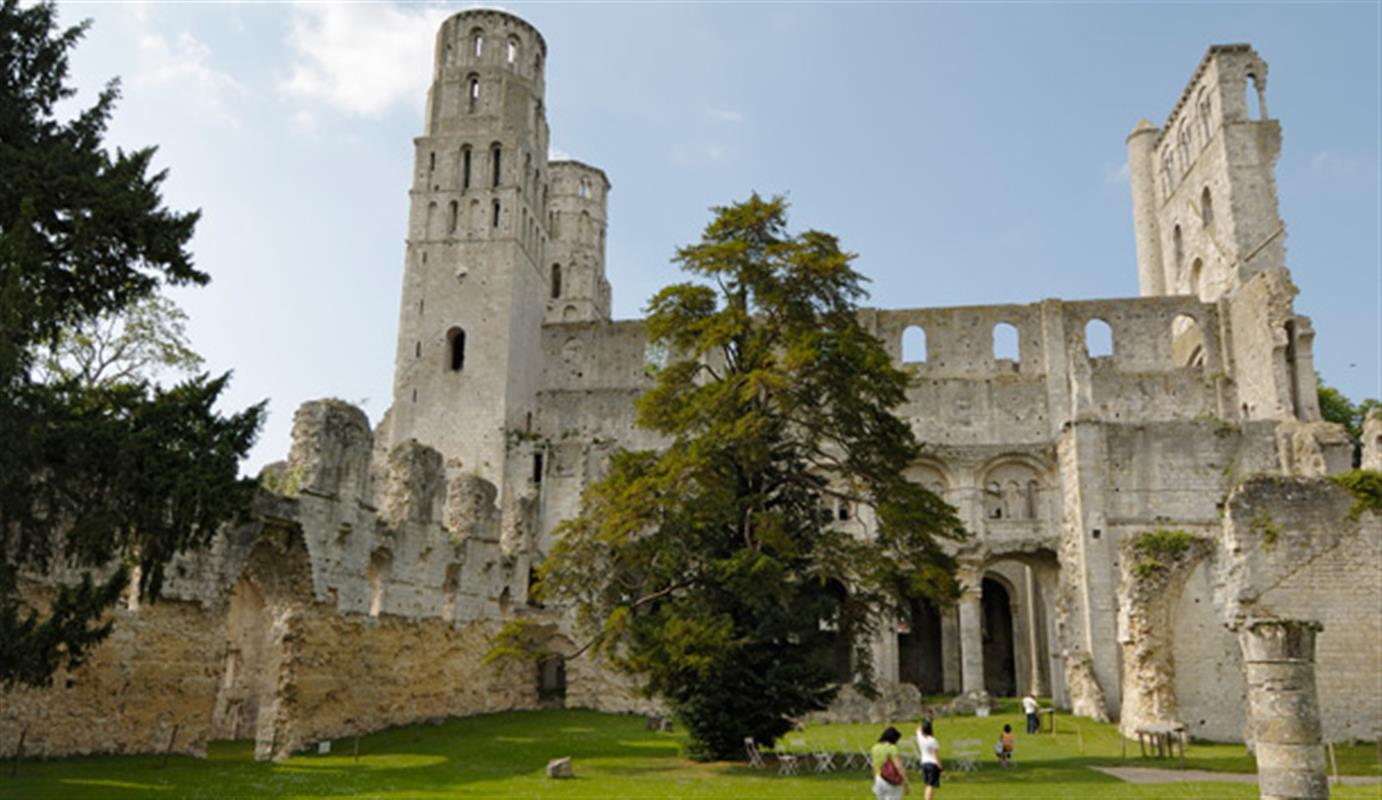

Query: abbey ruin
<box><xmin>4</xmin><ymin>10</ymin><xmax>1377</xmax><ymax>781</ymax></box>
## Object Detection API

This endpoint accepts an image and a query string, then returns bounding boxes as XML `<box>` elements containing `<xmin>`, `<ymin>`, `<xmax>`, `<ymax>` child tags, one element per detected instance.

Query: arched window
<box><xmin>448</xmin><ymin>200</ymin><xmax>458</xmax><ymax>234</ymax></box>
<box><xmin>550</xmin><ymin>263</ymin><xmax>562</xmax><ymax>299</ymax></box>
<box><xmin>1197</xmin><ymin>88</ymin><xmax>1213</xmax><ymax>142</ymax></box>
<box><xmin>425</xmin><ymin>201</ymin><xmax>437</xmax><ymax>238</ymax></box>
<box><xmin>1189</xmin><ymin>258</ymin><xmax>1204</xmax><ymax>299</ymax></box>
<box><xmin>1085</xmin><ymin>318</ymin><xmax>1113</xmax><ymax>358</ymax></box>
<box><xmin>467</xmin><ymin>75</ymin><xmax>480</xmax><ymax>113</ymax></box>
<box><xmin>461</xmin><ymin>146</ymin><xmax>472</xmax><ymax>190</ymax></box>
<box><xmin>448</xmin><ymin>328</ymin><xmax>466</xmax><ymax>371</ymax></box>
<box><xmin>415</xmin><ymin>341</ymin><xmax>421</xmax><ymax>359</ymax></box>
<box><xmin>1245</xmin><ymin>73</ymin><xmax>1264</xmax><ymax>120</ymax></box>
<box><xmin>1200</xmin><ymin>187</ymin><xmax>1213</xmax><ymax>226</ymax></box>
<box><xmin>507</xmin><ymin>38</ymin><xmax>519</xmax><ymax>65</ymax></box>
<box><xmin>1172</xmin><ymin>313</ymin><xmax>1205</xmax><ymax>367</ymax></box>
<box><xmin>492</xmin><ymin>199</ymin><xmax>501</xmax><ymax>229</ymax></box>
<box><xmin>428</xmin><ymin>151</ymin><xmax>436</xmax><ymax>174</ymax></box>
<box><xmin>471</xmin><ymin>29</ymin><xmax>484</xmax><ymax>59</ymax></box>
<box><xmin>992</xmin><ymin>322</ymin><xmax>1020</xmax><ymax>364</ymax></box>
<box><xmin>491</xmin><ymin>144</ymin><xmax>502</xmax><ymax>187</ymax></box>
<box><xmin>1172</xmin><ymin>224</ymin><xmax>1184</xmax><ymax>268</ymax></box>
<box><xmin>901</xmin><ymin>325</ymin><xmax>927</xmax><ymax>363</ymax></box>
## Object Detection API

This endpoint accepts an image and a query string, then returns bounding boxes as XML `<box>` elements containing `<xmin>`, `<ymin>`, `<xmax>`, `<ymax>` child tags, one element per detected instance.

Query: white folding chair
<box><xmin>811</xmin><ymin>740</ymin><xmax>836</xmax><ymax>773</ymax></box>
<box><xmin>744</xmin><ymin>737</ymin><xmax>766</xmax><ymax>769</ymax></box>
<box><xmin>776</xmin><ymin>750</ymin><xmax>799</xmax><ymax>775</ymax></box>
<box><xmin>951</xmin><ymin>738</ymin><xmax>982</xmax><ymax>772</ymax></box>
<box><xmin>837</xmin><ymin>737</ymin><xmax>860</xmax><ymax>770</ymax></box>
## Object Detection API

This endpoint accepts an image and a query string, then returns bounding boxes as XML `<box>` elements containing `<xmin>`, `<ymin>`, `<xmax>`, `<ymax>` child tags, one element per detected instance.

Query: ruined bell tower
<box><xmin>1126</xmin><ymin>44</ymin><xmax>1284</xmax><ymax>303</ymax></box>
<box><xmin>387</xmin><ymin>9</ymin><xmax>551</xmax><ymax>487</ymax></box>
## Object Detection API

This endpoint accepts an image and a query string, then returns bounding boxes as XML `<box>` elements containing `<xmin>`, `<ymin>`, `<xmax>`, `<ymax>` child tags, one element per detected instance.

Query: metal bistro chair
<box><xmin>951</xmin><ymin>738</ymin><xmax>982</xmax><ymax>772</ymax></box>
<box><xmin>744</xmin><ymin>737</ymin><xmax>766</xmax><ymax>769</ymax></box>
<box><xmin>776</xmin><ymin>741</ymin><xmax>800</xmax><ymax>776</ymax></box>
<box><xmin>837</xmin><ymin>737</ymin><xmax>860</xmax><ymax>770</ymax></box>
<box><xmin>810</xmin><ymin>739</ymin><xmax>836</xmax><ymax>773</ymax></box>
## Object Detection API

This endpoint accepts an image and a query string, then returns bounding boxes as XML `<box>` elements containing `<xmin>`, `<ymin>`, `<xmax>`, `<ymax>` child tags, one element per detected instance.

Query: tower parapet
<box><xmin>545</xmin><ymin>161</ymin><xmax>611</xmax><ymax>323</ymax></box>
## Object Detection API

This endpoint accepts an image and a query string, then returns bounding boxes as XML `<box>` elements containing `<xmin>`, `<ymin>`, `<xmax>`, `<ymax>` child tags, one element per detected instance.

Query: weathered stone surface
<box><xmin>802</xmin><ymin>684</ymin><xmax>928</xmax><ymax>726</ymax></box>
<box><xmin>546</xmin><ymin>756</ymin><xmax>574</xmax><ymax>778</ymax></box>
<box><xmin>1065</xmin><ymin>651</ymin><xmax>1111</xmax><ymax>723</ymax></box>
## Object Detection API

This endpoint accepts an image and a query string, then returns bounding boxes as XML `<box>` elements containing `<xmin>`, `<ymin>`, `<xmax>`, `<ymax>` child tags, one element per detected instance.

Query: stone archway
<box><xmin>982</xmin><ymin>577</ymin><xmax>1017</xmax><ymax>697</ymax></box>
<box><xmin>209</xmin><ymin>525</ymin><xmax>313</xmax><ymax>759</ymax></box>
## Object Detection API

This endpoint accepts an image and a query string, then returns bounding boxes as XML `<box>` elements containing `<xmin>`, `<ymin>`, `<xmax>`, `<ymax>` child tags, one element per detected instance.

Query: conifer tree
<box><xmin>536</xmin><ymin>195</ymin><xmax>965</xmax><ymax>759</ymax></box>
<box><xmin>0</xmin><ymin>0</ymin><xmax>264</xmax><ymax>687</ymax></box>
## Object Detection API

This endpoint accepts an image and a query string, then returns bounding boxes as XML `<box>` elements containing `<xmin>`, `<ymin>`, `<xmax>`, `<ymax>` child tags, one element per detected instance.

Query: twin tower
<box><xmin>386</xmin><ymin>10</ymin><xmax>610</xmax><ymax>499</ymax></box>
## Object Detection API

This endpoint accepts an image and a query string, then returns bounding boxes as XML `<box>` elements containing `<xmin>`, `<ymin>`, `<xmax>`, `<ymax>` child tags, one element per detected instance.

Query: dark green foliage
<box><xmin>1317</xmin><ymin>377</ymin><xmax>1379</xmax><ymax>468</ymax></box>
<box><xmin>1328</xmin><ymin>470</ymin><xmax>1382</xmax><ymax>520</ymax></box>
<box><xmin>0</xmin><ymin>0</ymin><xmax>263</xmax><ymax>687</ymax></box>
<box><xmin>536</xmin><ymin>195</ymin><xmax>966</xmax><ymax>759</ymax></box>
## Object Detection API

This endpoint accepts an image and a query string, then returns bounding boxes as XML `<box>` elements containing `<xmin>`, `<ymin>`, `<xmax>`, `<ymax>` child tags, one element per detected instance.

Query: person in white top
<box><xmin>915</xmin><ymin>720</ymin><xmax>942</xmax><ymax>799</ymax></box>
<box><xmin>1022</xmin><ymin>693</ymin><xmax>1040</xmax><ymax>734</ymax></box>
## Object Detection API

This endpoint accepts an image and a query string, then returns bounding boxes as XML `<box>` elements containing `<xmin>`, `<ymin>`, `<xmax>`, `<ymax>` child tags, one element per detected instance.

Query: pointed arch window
<box><xmin>551</xmin><ymin>263</ymin><xmax>562</xmax><ymax>299</ymax></box>
<box><xmin>491</xmin><ymin>143</ymin><xmax>502</xmax><ymax>187</ymax></box>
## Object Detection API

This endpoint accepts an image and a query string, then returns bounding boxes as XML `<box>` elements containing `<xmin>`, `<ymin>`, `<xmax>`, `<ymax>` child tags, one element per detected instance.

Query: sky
<box><xmin>53</xmin><ymin>1</ymin><xmax>1381</xmax><ymax>475</ymax></box>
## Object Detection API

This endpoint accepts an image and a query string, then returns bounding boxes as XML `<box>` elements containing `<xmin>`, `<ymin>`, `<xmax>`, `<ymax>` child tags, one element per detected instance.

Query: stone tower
<box><xmin>387</xmin><ymin>9</ymin><xmax>552</xmax><ymax>487</ymax></box>
<box><xmin>1127</xmin><ymin>44</ymin><xmax>1284</xmax><ymax>303</ymax></box>
<box><xmin>545</xmin><ymin>161</ymin><xmax>612</xmax><ymax>323</ymax></box>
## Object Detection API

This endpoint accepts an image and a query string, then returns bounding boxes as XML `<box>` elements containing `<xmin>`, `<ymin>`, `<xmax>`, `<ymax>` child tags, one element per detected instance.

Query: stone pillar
<box><xmin>1237</xmin><ymin>619</ymin><xmax>1328</xmax><ymax>800</ymax></box>
<box><xmin>1024</xmin><ymin>565</ymin><xmax>1047</xmax><ymax>697</ymax></box>
<box><xmin>1126</xmin><ymin>119</ymin><xmax>1166</xmax><ymax>297</ymax></box>
<box><xmin>958</xmin><ymin>582</ymin><xmax>985</xmax><ymax>696</ymax></box>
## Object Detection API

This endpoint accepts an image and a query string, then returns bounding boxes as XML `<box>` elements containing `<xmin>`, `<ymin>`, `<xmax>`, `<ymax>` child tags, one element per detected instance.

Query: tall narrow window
<box><xmin>461</xmin><ymin>147</ymin><xmax>472</xmax><ymax>190</ymax></box>
<box><xmin>448</xmin><ymin>200</ymin><xmax>458</xmax><ymax>234</ymax></box>
<box><xmin>1200</xmin><ymin>187</ymin><xmax>1213</xmax><ymax>226</ymax></box>
<box><xmin>471</xmin><ymin>30</ymin><xmax>483</xmax><ymax>58</ymax></box>
<box><xmin>468</xmin><ymin>75</ymin><xmax>480</xmax><ymax>113</ymax></box>
<box><xmin>491</xmin><ymin>144</ymin><xmax>502</xmax><ymax>187</ymax></box>
<box><xmin>492</xmin><ymin>199</ymin><xmax>501</xmax><ymax>229</ymax></box>
<box><xmin>507</xmin><ymin>38</ymin><xmax>518</xmax><ymax>65</ymax></box>
<box><xmin>448</xmin><ymin>328</ymin><xmax>466</xmax><ymax>371</ymax></box>
<box><xmin>1173</xmin><ymin>224</ymin><xmax>1184</xmax><ymax>267</ymax></box>
<box><xmin>532</xmin><ymin>452</ymin><xmax>544</xmax><ymax>484</ymax></box>
<box><xmin>551</xmin><ymin>263</ymin><xmax>562</xmax><ymax>299</ymax></box>
<box><xmin>992</xmin><ymin>322</ymin><xmax>1020</xmax><ymax>364</ymax></box>
<box><xmin>428</xmin><ymin>151</ymin><xmax>436</xmax><ymax>173</ymax></box>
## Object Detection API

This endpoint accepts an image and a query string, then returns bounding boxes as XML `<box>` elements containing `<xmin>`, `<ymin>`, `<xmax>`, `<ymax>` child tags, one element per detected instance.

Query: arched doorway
<box><xmin>898</xmin><ymin>597</ymin><xmax>944</xmax><ymax>694</ymax></box>
<box><xmin>211</xmin><ymin>578</ymin><xmax>275</xmax><ymax>740</ymax></box>
<box><xmin>982</xmin><ymin>577</ymin><xmax>1017</xmax><ymax>697</ymax></box>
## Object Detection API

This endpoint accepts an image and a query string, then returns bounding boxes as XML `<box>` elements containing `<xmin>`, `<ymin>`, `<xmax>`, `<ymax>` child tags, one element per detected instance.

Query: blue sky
<box><xmin>56</xmin><ymin>1</ymin><xmax>1380</xmax><ymax>473</ymax></box>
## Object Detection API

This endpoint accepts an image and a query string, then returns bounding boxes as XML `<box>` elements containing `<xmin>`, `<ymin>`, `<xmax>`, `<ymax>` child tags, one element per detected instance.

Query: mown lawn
<box><xmin>4</xmin><ymin>702</ymin><xmax>1378</xmax><ymax>798</ymax></box>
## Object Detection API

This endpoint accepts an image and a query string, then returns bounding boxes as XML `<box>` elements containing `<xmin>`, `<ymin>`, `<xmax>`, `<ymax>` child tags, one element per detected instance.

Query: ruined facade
<box><xmin>2</xmin><ymin>12</ymin><xmax>1377</xmax><ymax>761</ymax></box>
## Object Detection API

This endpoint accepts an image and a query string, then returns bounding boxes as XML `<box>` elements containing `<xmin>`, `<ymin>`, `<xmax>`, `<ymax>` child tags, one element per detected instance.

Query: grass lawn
<box><xmin>4</xmin><ymin>701</ymin><xmax>1378</xmax><ymax>798</ymax></box>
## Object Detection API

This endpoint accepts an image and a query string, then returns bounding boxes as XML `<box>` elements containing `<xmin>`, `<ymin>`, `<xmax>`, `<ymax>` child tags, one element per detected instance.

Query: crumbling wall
<box><xmin>1116</xmin><ymin>530</ymin><xmax>1214</xmax><ymax>736</ymax></box>
<box><xmin>0</xmin><ymin>589</ymin><xmax>225</xmax><ymax>759</ymax></box>
<box><xmin>1170</xmin><ymin>559</ymin><xmax>1245</xmax><ymax>741</ymax></box>
<box><xmin>1219</xmin><ymin>475</ymin><xmax>1382</xmax><ymax>742</ymax></box>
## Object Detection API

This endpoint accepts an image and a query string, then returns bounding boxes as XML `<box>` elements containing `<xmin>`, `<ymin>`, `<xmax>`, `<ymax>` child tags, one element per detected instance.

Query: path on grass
<box><xmin>1092</xmin><ymin>766</ymin><xmax>1381</xmax><ymax>786</ymax></box>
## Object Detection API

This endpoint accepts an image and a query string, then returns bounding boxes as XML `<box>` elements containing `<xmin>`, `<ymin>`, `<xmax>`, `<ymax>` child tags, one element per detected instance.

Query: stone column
<box><xmin>1237</xmin><ymin>618</ymin><xmax>1328</xmax><ymax>800</ymax></box>
<box><xmin>1024</xmin><ymin>565</ymin><xmax>1048</xmax><ymax>697</ymax></box>
<box><xmin>958</xmin><ymin>580</ymin><xmax>985</xmax><ymax>696</ymax></box>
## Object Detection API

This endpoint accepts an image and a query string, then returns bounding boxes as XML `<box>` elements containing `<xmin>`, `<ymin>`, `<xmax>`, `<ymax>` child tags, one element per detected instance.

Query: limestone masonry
<box><xmin>3</xmin><ymin>11</ymin><xmax>1376</xmax><ymax>769</ymax></box>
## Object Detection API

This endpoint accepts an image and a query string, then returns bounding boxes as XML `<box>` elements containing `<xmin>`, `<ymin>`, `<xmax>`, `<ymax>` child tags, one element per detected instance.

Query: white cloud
<box><xmin>281</xmin><ymin>3</ymin><xmax>453</xmax><ymax>116</ymax></box>
<box><xmin>1307</xmin><ymin>150</ymin><xmax>1362</xmax><ymax>179</ymax></box>
<box><xmin>1104</xmin><ymin>161</ymin><xmax>1130</xmax><ymax>185</ymax></box>
<box><xmin>134</xmin><ymin>30</ymin><xmax>245</xmax><ymax>123</ymax></box>
<box><xmin>706</xmin><ymin>106</ymin><xmax>743</xmax><ymax>124</ymax></box>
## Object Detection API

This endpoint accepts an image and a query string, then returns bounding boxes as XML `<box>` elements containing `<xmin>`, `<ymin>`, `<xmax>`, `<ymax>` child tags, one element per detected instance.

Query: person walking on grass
<box><xmin>1023</xmin><ymin>692</ymin><xmax>1040</xmax><ymax>734</ymax></box>
<box><xmin>870</xmin><ymin>726</ymin><xmax>910</xmax><ymax>798</ymax></box>
<box><xmin>996</xmin><ymin>723</ymin><xmax>1015</xmax><ymax>767</ymax></box>
<box><xmin>915</xmin><ymin>720</ymin><xmax>942</xmax><ymax>799</ymax></box>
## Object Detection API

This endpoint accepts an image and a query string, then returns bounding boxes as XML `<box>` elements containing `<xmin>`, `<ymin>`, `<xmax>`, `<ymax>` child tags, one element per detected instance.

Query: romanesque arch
<box><xmin>210</xmin><ymin>525</ymin><xmax>314</xmax><ymax>760</ymax></box>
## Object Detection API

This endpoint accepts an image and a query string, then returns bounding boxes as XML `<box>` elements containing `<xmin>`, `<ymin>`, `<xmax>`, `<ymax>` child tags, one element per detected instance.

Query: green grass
<box><xmin>3</xmin><ymin>701</ymin><xmax>1378</xmax><ymax>798</ymax></box>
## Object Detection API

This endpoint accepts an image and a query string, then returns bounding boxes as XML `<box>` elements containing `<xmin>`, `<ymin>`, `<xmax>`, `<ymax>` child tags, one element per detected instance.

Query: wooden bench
<box><xmin>1134</xmin><ymin>723</ymin><xmax>1187</xmax><ymax>762</ymax></box>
